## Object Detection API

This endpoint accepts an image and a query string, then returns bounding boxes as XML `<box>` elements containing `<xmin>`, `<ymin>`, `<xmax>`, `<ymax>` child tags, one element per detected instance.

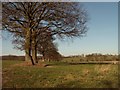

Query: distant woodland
<box><xmin>1</xmin><ymin>53</ymin><xmax>118</xmax><ymax>61</ymax></box>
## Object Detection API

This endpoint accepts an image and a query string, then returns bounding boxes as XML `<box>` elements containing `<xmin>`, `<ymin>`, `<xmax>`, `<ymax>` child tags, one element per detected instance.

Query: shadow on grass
<box><xmin>54</xmin><ymin>79</ymin><xmax>117</xmax><ymax>88</ymax></box>
<box><xmin>100</xmin><ymin>80</ymin><xmax>118</xmax><ymax>88</ymax></box>
<box><xmin>44</xmin><ymin>62</ymin><xmax>70</xmax><ymax>67</ymax></box>
<box><xmin>55</xmin><ymin>80</ymin><xmax>82</xmax><ymax>88</ymax></box>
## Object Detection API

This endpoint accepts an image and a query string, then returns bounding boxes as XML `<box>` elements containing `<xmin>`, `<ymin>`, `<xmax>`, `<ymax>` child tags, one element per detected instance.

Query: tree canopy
<box><xmin>2</xmin><ymin>2</ymin><xmax>88</xmax><ymax>65</ymax></box>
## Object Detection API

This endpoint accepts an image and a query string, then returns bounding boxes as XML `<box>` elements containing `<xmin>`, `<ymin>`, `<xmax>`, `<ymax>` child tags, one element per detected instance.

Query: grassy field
<box><xmin>2</xmin><ymin>60</ymin><xmax>118</xmax><ymax>88</ymax></box>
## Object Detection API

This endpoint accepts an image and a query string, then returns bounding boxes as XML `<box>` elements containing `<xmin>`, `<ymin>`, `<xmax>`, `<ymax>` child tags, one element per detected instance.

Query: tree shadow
<box><xmin>100</xmin><ymin>80</ymin><xmax>118</xmax><ymax>88</ymax></box>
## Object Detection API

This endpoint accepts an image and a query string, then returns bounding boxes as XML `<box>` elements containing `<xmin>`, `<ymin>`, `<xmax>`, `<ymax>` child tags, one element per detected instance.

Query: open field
<box><xmin>2</xmin><ymin>60</ymin><xmax>118</xmax><ymax>88</ymax></box>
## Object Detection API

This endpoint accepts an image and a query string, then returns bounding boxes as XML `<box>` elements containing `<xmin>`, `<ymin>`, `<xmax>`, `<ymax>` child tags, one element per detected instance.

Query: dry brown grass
<box><xmin>82</xmin><ymin>69</ymin><xmax>90</xmax><ymax>76</ymax></box>
<box><xmin>93</xmin><ymin>65</ymin><xmax>113</xmax><ymax>77</ymax></box>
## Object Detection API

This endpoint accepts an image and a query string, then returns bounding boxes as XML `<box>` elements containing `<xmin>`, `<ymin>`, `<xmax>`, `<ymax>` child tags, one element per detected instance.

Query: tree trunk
<box><xmin>42</xmin><ymin>51</ymin><xmax>45</xmax><ymax>62</ymax></box>
<box><xmin>32</xmin><ymin>44</ymin><xmax>38</xmax><ymax>63</ymax></box>
<box><xmin>25</xmin><ymin>48</ymin><xmax>35</xmax><ymax>65</ymax></box>
<box><xmin>25</xmin><ymin>29</ymin><xmax>35</xmax><ymax>65</ymax></box>
<box><xmin>25</xmin><ymin>50</ymin><xmax>30</xmax><ymax>61</ymax></box>
<box><xmin>32</xmin><ymin>30</ymin><xmax>38</xmax><ymax>63</ymax></box>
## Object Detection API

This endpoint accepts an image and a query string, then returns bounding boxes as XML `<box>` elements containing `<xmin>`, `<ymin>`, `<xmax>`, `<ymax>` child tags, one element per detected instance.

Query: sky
<box><xmin>1</xmin><ymin>2</ymin><xmax>118</xmax><ymax>56</ymax></box>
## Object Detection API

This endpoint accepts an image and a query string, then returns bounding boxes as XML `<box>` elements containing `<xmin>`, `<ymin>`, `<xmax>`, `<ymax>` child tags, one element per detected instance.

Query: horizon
<box><xmin>1</xmin><ymin>52</ymin><xmax>118</xmax><ymax>57</ymax></box>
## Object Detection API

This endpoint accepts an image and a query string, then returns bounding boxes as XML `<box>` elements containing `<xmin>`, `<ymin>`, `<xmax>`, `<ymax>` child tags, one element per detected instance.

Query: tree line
<box><xmin>65</xmin><ymin>53</ymin><xmax>118</xmax><ymax>61</ymax></box>
<box><xmin>2</xmin><ymin>2</ymin><xmax>88</xmax><ymax>65</ymax></box>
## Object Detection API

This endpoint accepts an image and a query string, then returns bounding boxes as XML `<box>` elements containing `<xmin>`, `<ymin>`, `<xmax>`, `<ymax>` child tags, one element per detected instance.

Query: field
<box><xmin>2</xmin><ymin>59</ymin><xmax>118</xmax><ymax>88</ymax></box>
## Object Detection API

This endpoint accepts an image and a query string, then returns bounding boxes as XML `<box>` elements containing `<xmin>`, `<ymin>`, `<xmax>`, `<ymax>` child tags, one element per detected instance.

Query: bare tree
<box><xmin>2</xmin><ymin>2</ymin><xmax>88</xmax><ymax>65</ymax></box>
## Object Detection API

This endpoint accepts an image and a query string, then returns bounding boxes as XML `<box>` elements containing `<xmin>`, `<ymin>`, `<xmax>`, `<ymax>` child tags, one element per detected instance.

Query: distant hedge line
<box><xmin>1</xmin><ymin>56</ymin><xmax>25</xmax><ymax>61</ymax></box>
<box><xmin>64</xmin><ymin>54</ymin><xmax>118</xmax><ymax>61</ymax></box>
<box><xmin>1</xmin><ymin>56</ymin><xmax>43</xmax><ymax>61</ymax></box>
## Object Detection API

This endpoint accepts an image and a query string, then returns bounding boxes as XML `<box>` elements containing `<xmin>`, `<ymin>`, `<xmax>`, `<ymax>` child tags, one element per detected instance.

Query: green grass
<box><xmin>2</xmin><ymin>60</ymin><xmax>118</xmax><ymax>88</ymax></box>
<box><xmin>61</xmin><ymin>57</ymin><xmax>81</xmax><ymax>63</ymax></box>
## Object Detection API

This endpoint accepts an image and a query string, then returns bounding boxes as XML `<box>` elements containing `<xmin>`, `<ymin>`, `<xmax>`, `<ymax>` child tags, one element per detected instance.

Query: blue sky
<box><xmin>1</xmin><ymin>2</ymin><xmax>118</xmax><ymax>56</ymax></box>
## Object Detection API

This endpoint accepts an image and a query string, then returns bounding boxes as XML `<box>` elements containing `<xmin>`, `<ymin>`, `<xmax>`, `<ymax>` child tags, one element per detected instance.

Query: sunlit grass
<box><xmin>2</xmin><ymin>60</ymin><xmax>118</xmax><ymax>88</ymax></box>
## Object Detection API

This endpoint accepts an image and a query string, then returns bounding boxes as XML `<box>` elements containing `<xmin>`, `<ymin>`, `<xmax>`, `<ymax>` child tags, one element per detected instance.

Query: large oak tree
<box><xmin>2</xmin><ymin>2</ymin><xmax>88</xmax><ymax>65</ymax></box>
